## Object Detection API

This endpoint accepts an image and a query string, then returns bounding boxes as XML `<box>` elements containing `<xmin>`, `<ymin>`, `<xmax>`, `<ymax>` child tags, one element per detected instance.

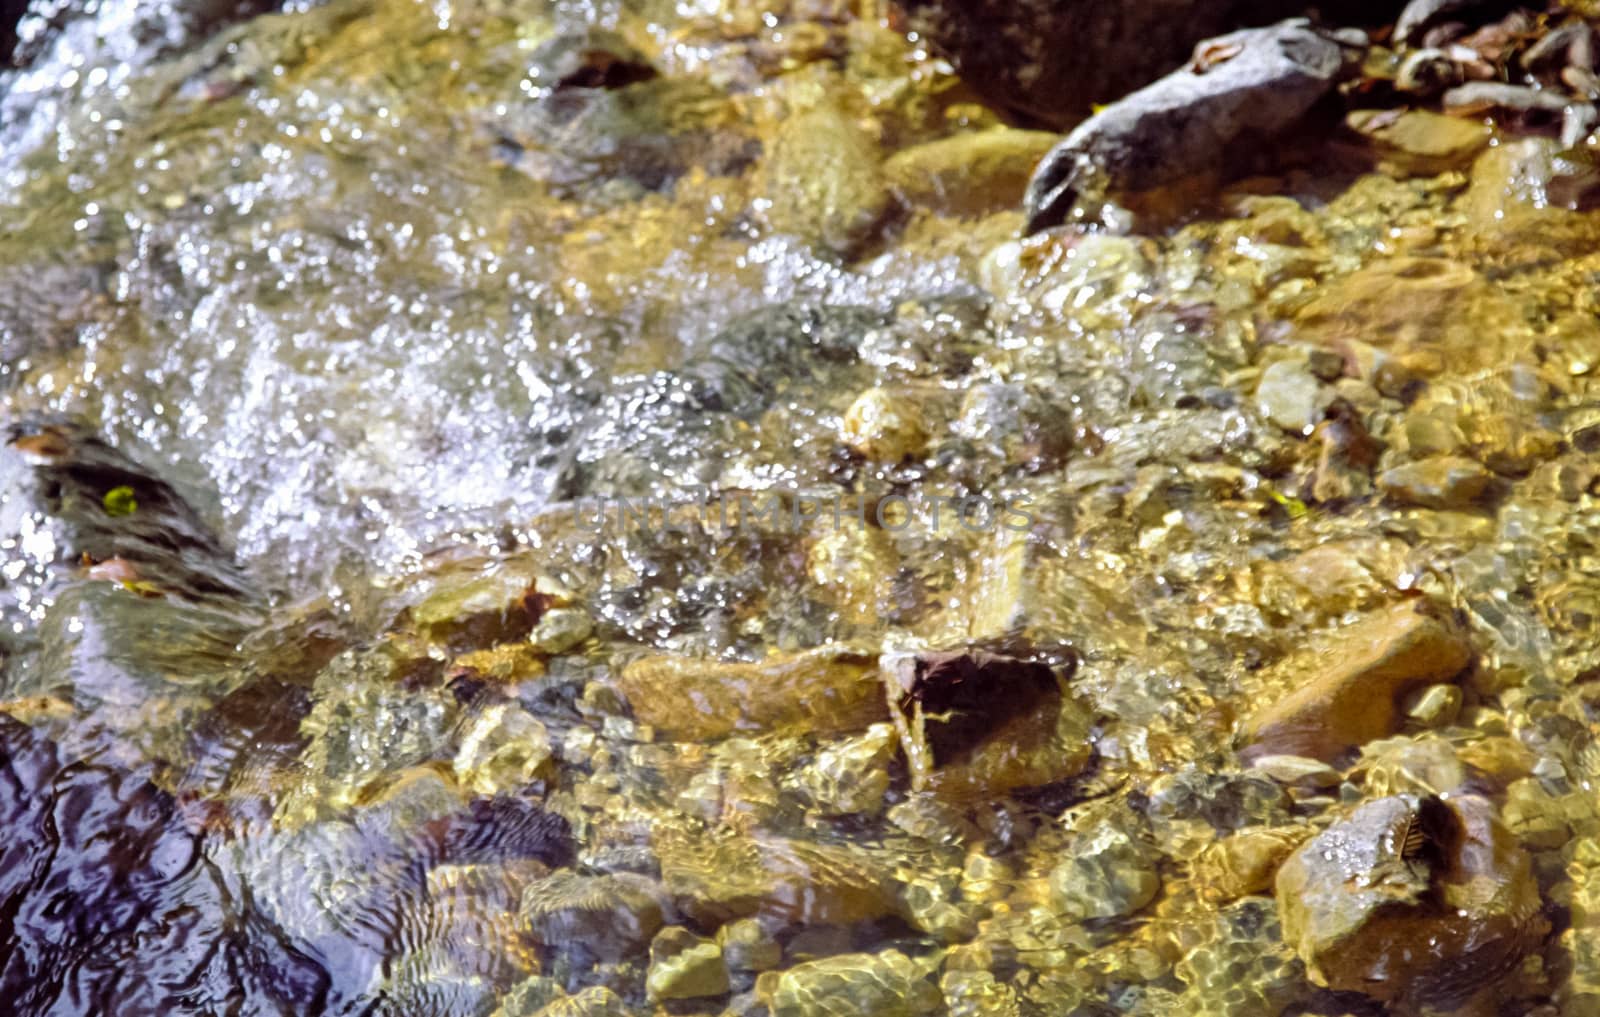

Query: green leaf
<box><xmin>102</xmin><ymin>485</ymin><xmax>138</xmax><ymax>517</ymax></box>
<box><xmin>1263</xmin><ymin>485</ymin><xmax>1308</xmax><ymax>520</ymax></box>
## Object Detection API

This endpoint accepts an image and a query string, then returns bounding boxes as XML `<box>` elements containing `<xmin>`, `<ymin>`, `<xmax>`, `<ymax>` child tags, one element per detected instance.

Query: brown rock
<box><xmin>1241</xmin><ymin>600</ymin><xmax>1473</xmax><ymax>763</ymax></box>
<box><xmin>616</xmin><ymin>644</ymin><xmax>886</xmax><ymax>742</ymax></box>
<box><xmin>1276</xmin><ymin>793</ymin><xmax>1545</xmax><ymax>1010</ymax></box>
<box><xmin>1294</xmin><ymin>256</ymin><xmax>1527</xmax><ymax>370</ymax></box>
<box><xmin>883</xmin><ymin>128</ymin><xmax>1059</xmax><ymax>218</ymax></box>
<box><xmin>1344</xmin><ymin>108</ymin><xmax>1492</xmax><ymax>175</ymax></box>
<box><xmin>1194</xmin><ymin>827</ymin><xmax>1308</xmax><ymax>903</ymax></box>
<box><xmin>1378</xmin><ymin>455</ymin><xmax>1495</xmax><ymax>509</ymax></box>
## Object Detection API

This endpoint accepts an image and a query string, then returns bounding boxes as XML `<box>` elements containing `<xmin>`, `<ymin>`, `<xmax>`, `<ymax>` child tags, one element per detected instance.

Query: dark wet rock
<box><xmin>0</xmin><ymin>715</ymin><xmax>329</xmax><ymax>1016</ymax></box>
<box><xmin>433</xmin><ymin>794</ymin><xmax>576</xmax><ymax>870</ymax></box>
<box><xmin>1378</xmin><ymin>454</ymin><xmax>1495</xmax><ymax>509</ymax></box>
<box><xmin>1276</xmin><ymin>793</ymin><xmax>1544</xmax><ymax>1010</ymax></box>
<box><xmin>525</xmin><ymin>29</ymin><xmax>658</xmax><ymax>92</ymax></box>
<box><xmin>1</xmin><ymin>418</ymin><xmax>255</xmax><ymax>649</ymax></box>
<box><xmin>1023</xmin><ymin>20</ymin><xmax>1346</xmax><ymax>233</ymax></box>
<box><xmin>1</xmin><ymin>419</ymin><xmax>264</xmax><ymax>753</ymax></box>
<box><xmin>1242</xmin><ymin>600</ymin><xmax>1473</xmax><ymax>763</ymax></box>
<box><xmin>882</xmin><ymin>648</ymin><xmax>1091</xmax><ymax>797</ymax></box>
<box><xmin>1308</xmin><ymin>398</ymin><xmax>1382</xmax><ymax>503</ymax></box>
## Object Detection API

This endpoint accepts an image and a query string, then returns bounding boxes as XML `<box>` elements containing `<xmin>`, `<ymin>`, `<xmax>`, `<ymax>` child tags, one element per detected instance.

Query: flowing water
<box><xmin>3</xmin><ymin>0</ymin><xmax>1600</xmax><ymax>1014</ymax></box>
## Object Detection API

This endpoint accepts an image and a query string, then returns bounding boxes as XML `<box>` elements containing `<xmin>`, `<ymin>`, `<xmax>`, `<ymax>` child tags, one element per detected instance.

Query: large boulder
<box><xmin>1023</xmin><ymin>19</ymin><xmax>1348</xmax><ymax>232</ymax></box>
<box><xmin>896</xmin><ymin>0</ymin><xmax>1403</xmax><ymax>130</ymax></box>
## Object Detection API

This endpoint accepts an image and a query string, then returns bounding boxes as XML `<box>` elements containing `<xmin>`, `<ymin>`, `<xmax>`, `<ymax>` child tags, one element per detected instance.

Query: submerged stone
<box><xmin>646</xmin><ymin>927</ymin><xmax>729</xmax><ymax>1001</ymax></box>
<box><xmin>615</xmin><ymin>644</ymin><xmax>885</xmax><ymax>742</ymax></box>
<box><xmin>767</xmin><ymin>949</ymin><xmax>940</xmax><ymax>1017</ymax></box>
<box><xmin>882</xmin><ymin>648</ymin><xmax>1092</xmax><ymax>797</ymax></box>
<box><xmin>883</xmin><ymin>128</ymin><xmax>1059</xmax><ymax>218</ymax></box>
<box><xmin>758</xmin><ymin>105</ymin><xmax>890</xmax><ymax>256</ymax></box>
<box><xmin>1047</xmin><ymin>812</ymin><xmax>1161</xmax><ymax>920</ymax></box>
<box><xmin>1276</xmin><ymin>793</ymin><xmax>1544</xmax><ymax>1010</ymax></box>
<box><xmin>1241</xmin><ymin>600</ymin><xmax>1473</xmax><ymax>763</ymax></box>
<box><xmin>519</xmin><ymin>871</ymin><xmax>668</xmax><ymax>962</ymax></box>
<box><xmin>1379</xmin><ymin>455</ymin><xmax>1496</xmax><ymax>509</ymax></box>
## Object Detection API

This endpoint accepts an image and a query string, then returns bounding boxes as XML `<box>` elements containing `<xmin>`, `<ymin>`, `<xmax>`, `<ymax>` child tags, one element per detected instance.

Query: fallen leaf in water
<box><xmin>9</xmin><ymin>428</ymin><xmax>71</xmax><ymax>462</ymax></box>
<box><xmin>82</xmin><ymin>555</ymin><xmax>166</xmax><ymax>597</ymax></box>
<box><xmin>1264</xmin><ymin>485</ymin><xmax>1310</xmax><ymax>519</ymax></box>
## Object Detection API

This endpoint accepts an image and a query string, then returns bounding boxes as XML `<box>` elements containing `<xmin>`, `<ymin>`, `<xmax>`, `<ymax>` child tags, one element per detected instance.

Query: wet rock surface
<box><xmin>1024</xmin><ymin>19</ymin><xmax>1348</xmax><ymax>232</ymax></box>
<box><xmin>1242</xmin><ymin>600</ymin><xmax>1473</xmax><ymax>763</ymax></box>
<box><xmin>1277</xmin><ymin>793</ymin><xmax>1545</xmax><ymax>1010</ymax></box>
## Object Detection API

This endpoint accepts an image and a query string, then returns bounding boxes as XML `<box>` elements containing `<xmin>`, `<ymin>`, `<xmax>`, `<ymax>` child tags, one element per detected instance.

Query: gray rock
<box><xmin>1024</xmin><ymin>20</ymin><xmax>1346</xmax><ymax>232</ymax></box>
<box><xmin>898</xmin><ymin>0</ymin><xmax>1392</xmax><ymax>131</ymax></box>
<box><xmin>1394</xmin><ymin>0</ymin><xmax>1487</xmax><ymax>46</ymax></box>
<box><xmin>1442</xmin><ymin>82</ymin><xmax>1580</xmax><ymax>118</ymax></box>
<box><xmin>1256</xmin><ymin>358</ymin><xmax>1331</xmax><ymax>434</ymax></box>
